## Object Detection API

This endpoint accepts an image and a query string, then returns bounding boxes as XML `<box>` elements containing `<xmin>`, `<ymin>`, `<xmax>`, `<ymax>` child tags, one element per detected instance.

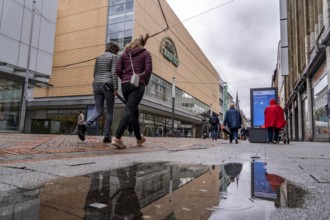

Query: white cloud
<box><xmin>166</xmin><ymin>0</ymin><xmax>280</xmax><ymax>118</ymax></box>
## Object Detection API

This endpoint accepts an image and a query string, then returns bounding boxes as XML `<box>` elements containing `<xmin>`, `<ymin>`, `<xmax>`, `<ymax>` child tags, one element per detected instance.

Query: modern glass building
<box><xmin>0</xmin><ymin>0</ymin><xmax>58</xmax><ymax>133</ymax></box>
<box><xmin>28</xmin><ymin>0</ymin><xmax>221</xmax><ymax>138</ymax></box>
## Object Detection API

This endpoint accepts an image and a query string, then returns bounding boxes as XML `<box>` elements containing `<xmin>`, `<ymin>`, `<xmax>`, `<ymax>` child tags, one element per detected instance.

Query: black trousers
<box><xmin>115</xmin><ymin>83</ymin><xmax>145</xmax><ymax>139</ymax></box>
<box><xmin>267</xmin><ymin>127</ymin><xmax>280</xmax><ymax>142</ymax></box>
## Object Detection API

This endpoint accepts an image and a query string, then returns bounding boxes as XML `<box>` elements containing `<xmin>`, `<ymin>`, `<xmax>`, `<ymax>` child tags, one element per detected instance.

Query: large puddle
<box><xmin>0</xmin><ymin>161</ymin><xmax>306</xmax><ymax>219</ymax></box>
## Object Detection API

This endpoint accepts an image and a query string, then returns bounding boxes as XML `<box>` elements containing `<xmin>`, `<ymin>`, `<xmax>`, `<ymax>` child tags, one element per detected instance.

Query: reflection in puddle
<box><xmin>0</xmin><ymin>162</ymin><xmax>306</xmax><ymax>219</ymax></box>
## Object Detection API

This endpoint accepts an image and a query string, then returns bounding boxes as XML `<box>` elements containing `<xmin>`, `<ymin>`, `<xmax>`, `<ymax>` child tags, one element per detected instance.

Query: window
<box><xmin>109</xmin><ymin>4</ymin><xmax>125</xmax><ymax>15</ymax></box>
<box><xmin>108</xmin><ymin>0</ymin><xmax>134</xmax><ymax>46</ymax></box>
<box><xmin>108</xmin><ymin>22</ymin><xmax>125</xmax><ymax>33</ymax></box>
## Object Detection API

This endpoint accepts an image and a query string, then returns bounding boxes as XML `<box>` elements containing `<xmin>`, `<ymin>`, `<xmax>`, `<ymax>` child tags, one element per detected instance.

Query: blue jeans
<box><xmin>115</xmin><ymin>83</ymin><xmax>145</xmax><ymax>139</ymax></box>
<box><xmin>85</xmin><ymin>83</ymin><xmax>115</xmax><ymax>136</ymax></box>
<box><xmin>229</xmin><ymin>128</ymin><xmax>239</xmax><ymax>142</ymax></box>
<box><xmin>210</xmin><ymin>125</ymin><xmax>219</xmax><ymax>140</ymax></box>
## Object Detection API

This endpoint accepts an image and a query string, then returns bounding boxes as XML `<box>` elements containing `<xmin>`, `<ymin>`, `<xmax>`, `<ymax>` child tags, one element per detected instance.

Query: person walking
<box><xmin>81</xmin><ymin>42</ymin><xmax>120</xmax><ymax>143</ymax></box>
<box><xmin>264</xmin><ymin>99</ymin><xmax>286</xmax><ymax>144</ymax></box>
<box><xmin>111</xmin><ymin>34</ymin><xmax>152</xmax><ymax>149</ymax></box>
<box><xmin>201</xmin><ymin>118</ymin><xmax>209</xmax><ymax>139</ymax></box>
<box><xmin>223</xmin><ymin>103</ymin><xmax>242</xmax><ymax>144</ymax></box>
<box><xmin>209</xmin><ymin>112</ymin><xmax>220</xmax><ymax>140</ymax></box>
<box><xmin>72</xmin><ymin>110</ymin><xmax>84</xmax><ymax>135</ymax></box>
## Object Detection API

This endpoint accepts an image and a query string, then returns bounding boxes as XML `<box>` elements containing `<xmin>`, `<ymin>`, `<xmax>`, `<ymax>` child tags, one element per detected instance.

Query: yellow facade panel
<box><xmin>35</xmin><ymin>0</ymin><xmax>221</xmax><ymax>113</ymax></box>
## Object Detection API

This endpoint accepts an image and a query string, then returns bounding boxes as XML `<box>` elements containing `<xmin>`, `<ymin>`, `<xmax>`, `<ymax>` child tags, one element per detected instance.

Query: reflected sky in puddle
<box><xmin>0</xmin><ymin>161</ymin><xmax>306</xmax><ymax>219</ymax></box>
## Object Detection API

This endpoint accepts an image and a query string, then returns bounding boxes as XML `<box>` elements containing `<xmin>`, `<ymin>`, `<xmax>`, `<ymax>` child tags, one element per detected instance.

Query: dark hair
<box><xmin>106</xmin><ymin>42</ymin><xmax>120</xmax><ymax>54</ymax></box>
<box><xmin>78</xmin><ymin>110</ymin><xmax>82</xmax><ymax>113</ymax></box>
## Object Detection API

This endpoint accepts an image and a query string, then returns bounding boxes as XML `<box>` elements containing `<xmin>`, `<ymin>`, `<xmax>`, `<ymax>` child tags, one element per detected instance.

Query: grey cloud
<box><xmin>168</xmin><ymin>0</ymin><xmax>280</xmax><ymax>117</ymax></box>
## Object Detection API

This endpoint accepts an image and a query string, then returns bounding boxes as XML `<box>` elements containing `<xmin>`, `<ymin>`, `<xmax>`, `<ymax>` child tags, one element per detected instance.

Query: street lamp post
<box><xmin>222</xmin><ymin>82</ymin><xmax>228</xmax><ymax>116</ymax></box>
<box><xmin>172</xmin><ymin>77</ymin><xmax>175</xmax><ymax>137</ymax></box>
<box><xmin>19</xmin><ymin>0</ymin><xmax>36</xmax><ymax>133</ymax></box>
<box><xmin>210</xmin><ymin>104</ymin><xmax>212</xmax><ymax>117</ymax></box>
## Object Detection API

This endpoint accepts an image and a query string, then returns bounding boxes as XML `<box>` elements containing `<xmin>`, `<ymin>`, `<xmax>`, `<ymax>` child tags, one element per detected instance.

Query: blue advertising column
<box><xmin>249</xmin><ymin>88</ymin><xmax>278</xmax><ymax>143</ymax></box>
<box><xmin>86</xmin><ymin>105</ymin><xmax>99</xmax><ymax>135</ymax></box>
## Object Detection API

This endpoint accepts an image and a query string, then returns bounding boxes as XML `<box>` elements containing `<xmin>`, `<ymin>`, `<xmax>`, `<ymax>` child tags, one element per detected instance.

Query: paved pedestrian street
<box><xmin>0</xmin><ymin>133</ymin><xmax>330</xmax><ymax>219</ymax></box>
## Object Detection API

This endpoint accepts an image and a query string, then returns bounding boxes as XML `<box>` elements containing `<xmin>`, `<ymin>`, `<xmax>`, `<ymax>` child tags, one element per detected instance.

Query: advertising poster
<box><xmin>251</xmin><ymin>88</ymin><xmax>277</xmax><ymax>128</ymax></box>
<box><xmin>86</xmin><ymin>105</ymin><xmax>97</xmax><ymax>127</ymax></box>
<box><xmin>251</xmin><ymin>161</ymin><xmax>277</xmax><ymax>200</ymax></box>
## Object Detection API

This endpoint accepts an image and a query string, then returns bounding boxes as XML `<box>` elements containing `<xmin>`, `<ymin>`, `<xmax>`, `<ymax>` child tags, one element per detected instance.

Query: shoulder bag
<box><xmin>128</xmin><ymin>52</ymin><xmax>145</xmax><ymax>87</ymax></box>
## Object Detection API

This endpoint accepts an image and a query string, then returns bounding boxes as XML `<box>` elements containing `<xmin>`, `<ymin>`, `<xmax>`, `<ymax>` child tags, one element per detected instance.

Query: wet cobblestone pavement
<box><xmin>0</xmin><ymin>133</ymin><xmax>330</xmax><ymax>219</ymax></box>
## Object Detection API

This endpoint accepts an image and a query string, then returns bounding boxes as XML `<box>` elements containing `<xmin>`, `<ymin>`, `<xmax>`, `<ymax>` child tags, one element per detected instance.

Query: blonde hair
<box><xmin>125</xmin><ymin>34</ymin><xmax>149</xmax><ymax>50</ymax></box>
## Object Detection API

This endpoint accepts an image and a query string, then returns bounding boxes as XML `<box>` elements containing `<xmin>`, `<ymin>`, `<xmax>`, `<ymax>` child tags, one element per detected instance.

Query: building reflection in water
<box><xmin>38</xmin><ymin>162</ymin><xmax>219</xmax><ymax>219</ymax></box>
<box><xmin>0</xmin><ymin>162</ymin><xmax>307</xmax><ymax>219</ymax></box>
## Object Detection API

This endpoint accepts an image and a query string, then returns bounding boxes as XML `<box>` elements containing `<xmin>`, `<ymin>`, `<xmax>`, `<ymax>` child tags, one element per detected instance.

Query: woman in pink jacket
<box><xmin>264</xmin><ymin>99</ymin><xmax>286</xmax><ymax>144</ymax></box>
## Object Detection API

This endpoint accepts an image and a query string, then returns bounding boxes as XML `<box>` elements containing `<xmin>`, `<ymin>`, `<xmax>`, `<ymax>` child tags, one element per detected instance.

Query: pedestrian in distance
<box><xmin>80</xmin><ymin>41</ymin><xmax>120</xmax><ymax>143</ymax></box>
<box><xmin>72</xmin><ymin>110</ymin><xmax>84</xmax><ymax>135</ymax></box>
<box><xmin>223</xmin><ymin>103</ymin><xmax>242</xmax><ymax>144</ymax></box>
<box><xmin>264</xmin><ymin>99</ymin><xmax>286</xmax><ymax>144</ymax></box>
<box><xmin>111</xmin><ymin>34</ymin><xmax>152</xmax><ymax>149</ymax></box>
<box><xmin>201</xmin><ymin>118</ymin><xmax>209</xmax><ymax>139</ymax></box>
<box><xmin>209</xmin><ymin>112</ymin><xmax>220</xmax><ymax>140</ymax></box>
<box><xmin>240</xmin><ymin>126</ymin><xmax>248</xmax><ymax>140</ymax></box>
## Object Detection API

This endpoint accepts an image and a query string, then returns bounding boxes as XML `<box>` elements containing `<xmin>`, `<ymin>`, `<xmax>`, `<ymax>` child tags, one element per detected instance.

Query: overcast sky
<box><xmin>166</xmin><ymin>0</ymin><xmax>280</xmax><ymax>119</ymax></box>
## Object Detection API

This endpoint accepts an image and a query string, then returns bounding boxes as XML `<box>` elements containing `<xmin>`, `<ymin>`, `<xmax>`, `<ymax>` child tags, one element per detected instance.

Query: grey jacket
<box><xmin>93</xmin><ymin>51</ymin><xmax>119</xmax><ymax>90</ymax></box>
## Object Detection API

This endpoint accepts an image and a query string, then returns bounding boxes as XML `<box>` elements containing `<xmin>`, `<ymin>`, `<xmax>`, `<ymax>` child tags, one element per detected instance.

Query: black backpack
<box><xmin>211</xmin><ymin>116</ymin><xmax>218</xmax><ymax>124</ymax></box>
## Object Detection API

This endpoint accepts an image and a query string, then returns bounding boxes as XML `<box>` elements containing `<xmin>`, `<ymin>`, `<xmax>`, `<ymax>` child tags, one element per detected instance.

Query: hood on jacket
<box><xmin>125</xmin><ymin>47</ymin><xmax>146</xmax><ymax>57</ymax></box>
<box><xmin>270</xmin><ymin>99</ymin><xmax>277</xmax><ymax>105</ymax></box>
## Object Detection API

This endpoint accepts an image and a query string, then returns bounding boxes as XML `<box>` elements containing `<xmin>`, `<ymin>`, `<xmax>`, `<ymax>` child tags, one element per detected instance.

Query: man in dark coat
<box><xmin>224</xmin><ymin>103</ymin><xmax>242</xmax><ymax>144</ymax></box>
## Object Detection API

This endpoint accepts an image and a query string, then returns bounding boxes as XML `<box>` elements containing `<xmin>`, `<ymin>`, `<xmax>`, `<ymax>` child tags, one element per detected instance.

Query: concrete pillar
<box><xmin>324</xmin><ymin>0</ymin><xmax>330</xmax><ymax>141</ymax></box>
<box><xmin>306</xmin><ymin>78</ymin><xmax>313</xmax><ymax>141</ymax></box>
<box><xmin>324</xmin><ymin>0</ymin><xmax>330</xmax><ymax>86</ymax></box>
<box><xmin>297</xmin><ymin>92</ymin><xmax>303</xmax><ymax>141</ymax></box>
<box><xmin>287</xmin><ymin>108</ymin><xmax>292</xmax><ymax>141</ymax></box>
<box><xmin>291</xmin><ymin>101</ymin><xmax>296</xmax><ymax>141</ymax></box>
<box><xmin>324</xmin><ymin>0</ymin><xmax>330</xmax><ymax>28</ymax></box>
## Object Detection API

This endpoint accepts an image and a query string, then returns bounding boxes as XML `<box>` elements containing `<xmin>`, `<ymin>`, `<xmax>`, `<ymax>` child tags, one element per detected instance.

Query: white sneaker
<box><xmin>111</xmin><ymin>137</ymin><xmax>126</xmax><ymax>149</ymax></box>
<box><xmin>137</xmin><ymin>135</ymin><xmax>146</xmax><ymax>146</ymax></box>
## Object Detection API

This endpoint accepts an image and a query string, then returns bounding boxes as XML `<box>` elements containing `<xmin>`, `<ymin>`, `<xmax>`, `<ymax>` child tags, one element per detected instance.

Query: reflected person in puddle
<box><xmin>113</xmin><ymin>165</ymin><xmax>143</xmax><ymax>220</ymax></box>
<box><xmin>84</xmin><ymin>165</ymin><xmax>143</xmax><ymax>220</ymax></box>
<box><xmin>84</xmin><ymin>172</ymin><xmax>112</xmax><ymax>219</ymax></box>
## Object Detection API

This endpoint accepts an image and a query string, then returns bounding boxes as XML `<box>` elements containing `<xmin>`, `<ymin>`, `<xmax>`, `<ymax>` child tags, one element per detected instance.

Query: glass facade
<box><xmin>45</xmin><ymin>109</ymin><xmax>87</xmax><ymax>134</ymax></box>
<box><xmin>145</xmin><ymin>74</ymin><xmax>209</xmax><ymax>115</ymax></box>
<box><xmin>312</xmin><ymin>75</ymin><xmax>329</xmax><ymax>140</ymax></box>
<box><xmin>108</xmin><ymin>0</ymin><xmax>134</xmax><ymax>49</ymax></box>
<box><xmin>0</xmin><ymin>78</ymin><xmax>22</xmax><ymax>132</ymax></box>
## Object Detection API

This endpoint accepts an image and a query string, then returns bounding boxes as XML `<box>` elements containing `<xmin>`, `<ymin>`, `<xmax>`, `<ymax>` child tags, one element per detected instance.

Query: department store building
<box><xmin>25</xmin><ymin>0</ymin><xmax>222</xmax><ymax>137</ymax></box>
<box><xmin>278</xmin><ymin>0</ymin><xmax>330</xmax><ymax>142</ymax></box>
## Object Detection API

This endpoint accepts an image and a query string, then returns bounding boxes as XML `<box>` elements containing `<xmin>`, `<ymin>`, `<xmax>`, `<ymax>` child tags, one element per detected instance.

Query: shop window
<box><xmin>0</xmin><ymin>78</ymin><xmax>22</xmax><ymax>132</ymax></box>
<box><xmin>313</xmin><ymin>75</ymin><xmax>329</xmax><ymax>139</ymax></box>
<box><xmin>47</xmin><ymin>110</ymin><xmax>59</xmax><ymax>120</ymax></box>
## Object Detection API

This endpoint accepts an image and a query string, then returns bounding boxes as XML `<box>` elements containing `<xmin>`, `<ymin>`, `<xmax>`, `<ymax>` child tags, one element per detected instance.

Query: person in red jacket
<box><xmin>264</xmin><ymin>99</ymin><xmax>286</xmax><ymax>144</ymax></box>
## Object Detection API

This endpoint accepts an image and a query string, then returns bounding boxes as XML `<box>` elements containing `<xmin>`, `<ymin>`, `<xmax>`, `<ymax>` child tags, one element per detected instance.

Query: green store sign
<box><xmin>160</xmin><ymin>37</ymin><xmax>179</xmax><ymax>67</ymax></box>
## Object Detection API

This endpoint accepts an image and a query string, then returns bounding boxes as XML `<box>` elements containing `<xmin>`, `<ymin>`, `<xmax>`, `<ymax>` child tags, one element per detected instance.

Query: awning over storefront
<box><xmin>0</xmin><ymin>64</ymin><xmax>52</xmax><ymax>88</ymax></box>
